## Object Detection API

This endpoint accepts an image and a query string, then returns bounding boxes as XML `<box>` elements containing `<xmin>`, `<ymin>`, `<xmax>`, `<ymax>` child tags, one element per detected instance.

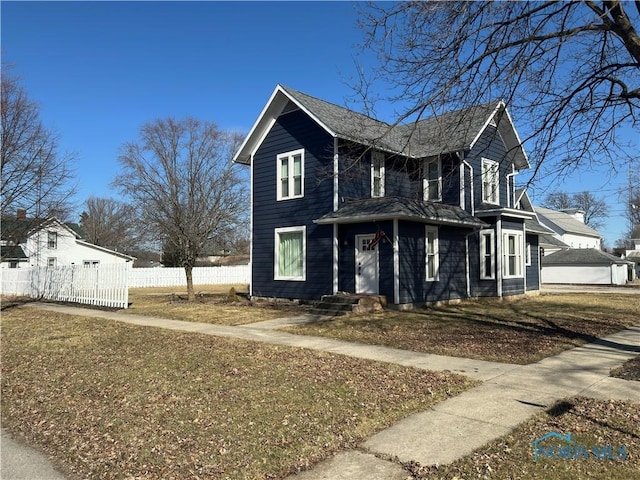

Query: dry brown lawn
<box><xmin>1</xmin><ymin>306</ymin><xmax>475</xmax><ymax>479</ymax></box>
<box><xmin>284</xmin><ymin>294</ymin><xmax>640</xmax><ymax>364</ymax></box>
<box><xmin>123</xmin><ymin>285</ymin><xmax>308</xmax><ymax>325</ymax></box>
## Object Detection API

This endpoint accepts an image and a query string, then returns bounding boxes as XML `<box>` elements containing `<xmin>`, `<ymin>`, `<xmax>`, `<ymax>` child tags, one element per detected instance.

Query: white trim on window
<box><xmin>277</xmin><ymin>149</ymin><xmax>305</xmax><ymax>201</ymax></box>
<box><xmin>423</xmin><ymin>157</ymin><xmax>442</xmax><ymax>201</ymax></box>
<box><xmin>481</xmin><ymin>158</ymin><xmax>499</xmax><ymax>204</ymax></box>
<box><xmin>480</xmin><ymin>229</ymin><xmax>495</xmax><ymax>280</ymax></box>
<box><xmin>47</xmin><ymin>257</ymin><xmax>57</xmax><ymax>268</ymax></box>
<box><xmin>47</xmin><ymin>231</ymin><xmax>58</xmax><ymax>249</ymax></box>
<box><xmin>425</xmin><ymin>226</ymin><xmax>439</xmax><ymax>281</ymax></box>
<box><xmin>274</xmin><ymin>226</ymin><xmax>306</xmax><ymax>281</ymax></box>
<box><xmin>502</xmin><ymin>229</ymin><xmax>524</xmax><ymax>278</ymax></box>
<box><xmin>371</xmin><ymin>151</ymin><xmax>385</xmax><ymax>198</ymax></box>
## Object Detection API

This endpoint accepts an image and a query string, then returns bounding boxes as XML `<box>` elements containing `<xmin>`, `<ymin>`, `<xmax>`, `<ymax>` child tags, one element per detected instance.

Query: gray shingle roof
<box><xmin>282</xmin><ymin>85</ymin><xmax>505</xmax><ymax>159</ymax></box>
<box><xmin>541</xmin><ymin>248</ymin><xmax>627</xmax><ymax>266</ymax></box>
<box><xmin>1</xmin><ymin>245</ymin><xmax>27</xmax><ymax>260</ymax></box>
<box><xmin>235</xmin><ymin>85</ymin><xmax>528</xmax><ymax>169</ymax></box>
<box><xmin>315</xmin><ymin>196</ymin><xmax>488</xmax><ymax>228</ymax></box>
<box><xmin>534</xmin><ymin>207</ymin><xmax>602</xmax><ymax>238</ymax></box>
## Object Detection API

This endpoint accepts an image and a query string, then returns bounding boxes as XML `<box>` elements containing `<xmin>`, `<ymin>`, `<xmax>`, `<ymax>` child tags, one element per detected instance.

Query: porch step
<box><xmin>311</xmin><ymin>293</ymin><xmax>387</xmax><ymax>316</ymax></box>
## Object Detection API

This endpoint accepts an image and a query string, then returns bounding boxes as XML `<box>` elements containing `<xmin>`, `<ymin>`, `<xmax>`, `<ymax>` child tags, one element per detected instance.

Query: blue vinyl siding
<box><xmin>526</xmin><ymin>234</ymin><xmax>540</xmax><ymax>291</ymax></box>
<box><xmin>337</xmin><ymin>221</ymin><xmax>394</xmax><ymax>299</ymax></box>
<box><xmin>467</xmin><ymin>125</ymin><xmax>513</xmax><ymax>209</ymax></box>
<box><xmin>398</xmin><ymin>222</ymin><xmax>469</xmax><ymax>304</ymax></box>
<box><xmin>252</xmin><ymin>109</ymin><xmax>334</xmax><ymax>300</ymax></box>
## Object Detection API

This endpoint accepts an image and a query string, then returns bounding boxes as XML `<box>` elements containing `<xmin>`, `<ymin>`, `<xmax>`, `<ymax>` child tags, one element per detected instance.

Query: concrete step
<box><xmin>311</xmin><ymin>294</ymin><xmax>387</xmax><ymax>316</ymax></box>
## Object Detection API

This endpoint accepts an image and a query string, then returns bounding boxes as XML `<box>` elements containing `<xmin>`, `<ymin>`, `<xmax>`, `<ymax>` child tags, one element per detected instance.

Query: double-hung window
<box><xmin>274</xmin><ymin>226</ymin><xmax>306</xmax><ymax>281</ymax></box>
<box><xmin>424</xmin><ymin>158</ymin><xmax>442</xmax><ymax>201</ymax></box>
<box><xmin>277</xmin><ymin>149</ymin><xmax>304</xmax><ymax>200</ymax></box>
<box><xmin>480</xmin><ymin>230</ymin><xmax>495</xmax><ymax>279</ymax></box>
<box><xmin>481</xmin><ymin>158</ymin><xmax>499</xmax><ymax>204</ymax></box>
<box><xmin>48</xmin><ymin>231</ymin><xmax>58</xmax><ymax>249</ymax></box>
<box><xmin>425</xmin><ymin>226</ymin><xmax>439</xmax><ymax>281</ymax></box>
<box><xmin>503</xmin><ymin>230</ymin><xmax>524</xmax><ymax>278</ymax></box>
<box><xmin>371</xmin><ymin>151</ymin><xmax>385</xmax><ymax>197</ymax></box>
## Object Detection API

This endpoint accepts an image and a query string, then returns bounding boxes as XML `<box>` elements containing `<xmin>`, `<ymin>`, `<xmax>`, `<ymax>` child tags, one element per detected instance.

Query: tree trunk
<box><xmin>184</xmin><ymin>264</ymin><xmax>195</xmax><ymax>302</ymax></box>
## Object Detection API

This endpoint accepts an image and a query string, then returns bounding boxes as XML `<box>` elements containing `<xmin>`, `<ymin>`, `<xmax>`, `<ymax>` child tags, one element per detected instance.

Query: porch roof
<box><xmin>315</xmin><ymin>196</ymin><xmax>487</xmax><ymax>228</ymax></box>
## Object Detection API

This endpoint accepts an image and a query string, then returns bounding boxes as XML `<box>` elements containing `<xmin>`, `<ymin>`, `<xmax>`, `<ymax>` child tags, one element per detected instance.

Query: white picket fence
<box><xmin>1</xmin><ymin>264</ymin><xmax>251</xmax><ymax>309</ymax></box>
<box><xmin>1</xmin><ymin>264</ymin><xmax>130</xmax><ymax>309</ymax></box>
<box><xmin>128</xmin><ymin>265</ymin><xmax>250</xmax><ymax>288</ymax></box>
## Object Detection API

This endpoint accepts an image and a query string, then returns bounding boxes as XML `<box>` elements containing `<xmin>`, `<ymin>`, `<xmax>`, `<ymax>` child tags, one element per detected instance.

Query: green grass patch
<box><xmin>1</xmin><ymin>307</ymin><xmax>475</xmax><ymax>479</ymax></box>
<box><xmin>408</xmin><ymin>397</ymin><xmax>640</xmax><ymax>479</ymax></box>
<box><xmin>284</xmin><ymin>294</ymin><xmax>639</xmax><ymax>364</ymax></box>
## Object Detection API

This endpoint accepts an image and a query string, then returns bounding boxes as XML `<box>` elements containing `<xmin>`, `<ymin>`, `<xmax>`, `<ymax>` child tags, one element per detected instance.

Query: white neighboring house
<box><xmin>624</xmin><ymin>225</ymin><xmax>640</xmax><ymax>279</ymax></box>
<box><xmin>534</xmin><ymin>207</ymin><xmax>602</xmax><ymax>252</ymax></box>
<box><xmin>1</xmin><ymin>215</ymin><xmax>134</xmax><ymax>268</ymax></box>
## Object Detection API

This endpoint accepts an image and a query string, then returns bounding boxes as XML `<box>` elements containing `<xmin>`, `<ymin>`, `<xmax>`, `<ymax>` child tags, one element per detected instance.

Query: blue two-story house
<box><xmin>233</xmin><ymin>85</ymin><xmax>546</xmax><ymax>307</ymax></box>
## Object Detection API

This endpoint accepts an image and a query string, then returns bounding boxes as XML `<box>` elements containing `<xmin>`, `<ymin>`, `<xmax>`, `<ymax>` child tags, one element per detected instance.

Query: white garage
<box><xmin>541</xmin><ymin>248</ymin><xmax>629</xmax><ymax>286</ymax></box>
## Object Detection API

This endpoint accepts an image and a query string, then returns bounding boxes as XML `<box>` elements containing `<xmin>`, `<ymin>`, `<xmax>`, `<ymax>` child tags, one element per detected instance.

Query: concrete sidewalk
<box><xmin>6</xmin><ymin>303</ymin><xmax>640</xmax><ymax>480</ymax></box>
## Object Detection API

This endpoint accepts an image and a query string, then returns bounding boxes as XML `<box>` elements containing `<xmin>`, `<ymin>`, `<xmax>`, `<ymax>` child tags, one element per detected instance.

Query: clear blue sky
<box><xmin>2</xmin><ymin>1</ymin><xmax>635</xmax><ymax>245</ymax></box>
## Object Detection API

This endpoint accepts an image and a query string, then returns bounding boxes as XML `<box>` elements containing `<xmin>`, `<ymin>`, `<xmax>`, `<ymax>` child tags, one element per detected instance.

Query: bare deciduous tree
<box><xmin>357</xmin><ymin>1</ymin><xmax>640</xmax><ymax>181</ymax></box>
<box><xmin>542</xmin><ymin>190</ymin><xmax>609</xmax><ymax>229</ymax></box>
<box><xmin>113</xmin><ymin>118</ymin><xmax>247</xmax><ymax>301</ymax></box>
<box><xmin>1</xmin><ymin>67</ymin><xmax>76</xmax><ymax>218</ymax></box>
<box><xmin>79</xmin><ymin>196</ymin><xmax>140</xmax><ymax>253</ymax></box>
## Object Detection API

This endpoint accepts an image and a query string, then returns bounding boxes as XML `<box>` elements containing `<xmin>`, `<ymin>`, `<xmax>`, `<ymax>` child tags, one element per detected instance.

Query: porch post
<box><xmin>393</xmin><ymin>218</ymin><xmax>399</xmax><ymax>304</ymax></box>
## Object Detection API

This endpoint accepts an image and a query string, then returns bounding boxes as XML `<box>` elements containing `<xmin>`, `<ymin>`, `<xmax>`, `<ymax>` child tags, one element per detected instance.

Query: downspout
<box><xmin>249</xmin><ymin>153</ymin><xmax>254</xmax><ymax>299</ymax></box>
<box><xmin>393</xmin><ymin>218</ymin><xmax>399</xmax><ymax>304</ymax></box>
<box><xmin>333</xmin><ymin>137</ymin><xmax>339</xmax><ymax>294</ymax></box>
<box><xmin>496</xmin><ymin>218</ymin><xmax>503</xmax><ymax>297</ymax></box>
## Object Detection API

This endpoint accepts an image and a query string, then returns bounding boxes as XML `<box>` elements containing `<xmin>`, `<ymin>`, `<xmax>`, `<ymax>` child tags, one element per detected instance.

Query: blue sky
<box><xmin>2</xmin><ymin>1</ymin><xmax>636</xmax><ymax>245</ymax></box>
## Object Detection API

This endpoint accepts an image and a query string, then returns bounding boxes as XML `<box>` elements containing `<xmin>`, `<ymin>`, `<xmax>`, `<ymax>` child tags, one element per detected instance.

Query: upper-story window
<box><xmin>47</xmin><ymin>231</ymin><xmax>58</xmax><ymax>249</ymax></box>
<box><xmin>277</xmin><ymin>149</ymin><xmax>304</xmax><ymax>200</ymax></box>
<box><xmin>424</xmin><ymin>158</ymin><xmax>442</xmax><ymax>201</ymax></box>
<box><xmin>481</xmin><ymin>158</ymin><xmax>499</xmax><ymax>204</ymax></box>
<box><xmin>371</xmin><ymin>151</ymin><xmax>385</xmax><ymax>198</ymax></box>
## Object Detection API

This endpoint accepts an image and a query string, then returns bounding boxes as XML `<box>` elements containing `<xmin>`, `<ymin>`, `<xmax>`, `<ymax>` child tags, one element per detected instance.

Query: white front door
<box><xmin>355</xmin><ymin>234</ymin><xmax>379</xmax><ymax>294</ymax></box>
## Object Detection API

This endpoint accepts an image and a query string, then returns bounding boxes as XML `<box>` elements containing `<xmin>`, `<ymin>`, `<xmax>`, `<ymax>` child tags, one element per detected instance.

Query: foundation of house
<box><xmin>311</xmin><ymin>293</ymin><xmax>387</xmax><ymax>316</ymax></box>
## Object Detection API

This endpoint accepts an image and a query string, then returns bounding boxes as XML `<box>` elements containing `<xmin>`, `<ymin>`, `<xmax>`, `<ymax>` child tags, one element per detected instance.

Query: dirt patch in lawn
<box><xmin>407</xmin><ymin>397</ymin><xmax>640</xmax><ymax>479</ymax></box>
<box><xmin>1</xmin><ymin>307</ymin><xmax>475</xmax><ymax>480</ymax></box>
<box><xmin>284</xmin><ymin>294</ymin><xmax>639</xmax><ymax>364</ymax></box>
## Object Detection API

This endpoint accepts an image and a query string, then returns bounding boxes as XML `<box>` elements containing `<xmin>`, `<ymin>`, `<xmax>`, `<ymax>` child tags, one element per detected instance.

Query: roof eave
<box><xmin>233</xmin><ymin>85</ymin><xmax>337</xmax><ymax>165</ymax></box>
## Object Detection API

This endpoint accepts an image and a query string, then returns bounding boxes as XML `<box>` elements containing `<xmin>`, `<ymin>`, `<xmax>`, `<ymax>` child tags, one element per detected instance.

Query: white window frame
<box><xmin>425</xmin><ymin>226</ymin><xmax>439</xmax><ymax>281</ymax></box>
<box><xmin>277</xmin><ymin>149</ymin><xmax>304</xmax><ymax>201</ymax></box>
<box><xmin>481</xmin><ymin>158</ymin><xmax>500</xmax><ymax>204</ymax></box>
<box><xmin>274</xmin><ymin>226</ymin><xmax>306</xmax><ymax>281</ymax></box>
<box><xmin>47</xmin><ymin>257</ymin><xmax>57</xmax><ymax>268</ymax></box>
<box><xmin>423</xmin><ymin>158</ymin><xmax>442</xmax><ymax>201</ymax></box>
<box><xmin>480</xmin><ymin>230</ymin><xmax>495</xmax><ymax>280</ymax></box>
<box><xmin>526</xmin><ymin>242</ymin><xmax>532</xmax><ymax>266</ymax></box>
<box><xmin>371</xmin><ymin>151</ymin><xmax>385</xmax><ymax>198</ymax></box>
<box><xmin>47</xmin><ymin>231</ymin><xmax>58</xmax><ymax>249</ymax></box>
<box><xmin>83</xmin><ymin>260</ymin><xmax>100</xmax><ymax>267</ymax></box>
<box><xmin>502</xmin><ymin>230</ymin><xmax>524</xmax><ymax>278</ymax></box>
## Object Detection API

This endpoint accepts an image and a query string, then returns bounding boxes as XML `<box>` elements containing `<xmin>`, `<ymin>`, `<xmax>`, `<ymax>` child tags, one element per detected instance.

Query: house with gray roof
<box><xmin>534</xmin><ymin>206</ymin><xmax>602</xmax><ymax>251</ymax></box>
<box><xmin>233</xmin><ymin>85</ymin><xmax>545</xmax><ymax>306</ymax></box>
<box><xmin>1</xmin><ymin>213</ymin><xmax>135</xmax><ymax>268</ymax></box>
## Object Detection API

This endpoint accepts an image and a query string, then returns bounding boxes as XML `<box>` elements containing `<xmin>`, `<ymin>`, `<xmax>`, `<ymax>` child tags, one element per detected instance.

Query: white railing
<box><xmin>128</xmin><ymin>265</ymin><xmax>250</xmax><ymax>288</ymax></box>
<box><xmin>1</xmin><ymin>264</ymin><xmax>130</xmax><ymax>309</ymax></box>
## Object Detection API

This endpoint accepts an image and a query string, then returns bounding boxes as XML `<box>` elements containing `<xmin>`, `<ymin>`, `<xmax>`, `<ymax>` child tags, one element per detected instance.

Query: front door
<box><xmin>355</xmin><ymin>234</ymin><xmax>379</xmax><ymax>294</ymax></box>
